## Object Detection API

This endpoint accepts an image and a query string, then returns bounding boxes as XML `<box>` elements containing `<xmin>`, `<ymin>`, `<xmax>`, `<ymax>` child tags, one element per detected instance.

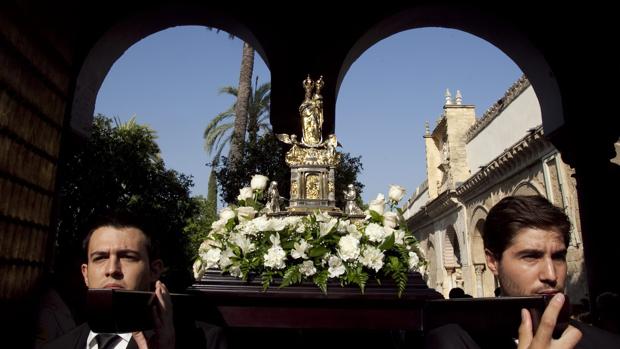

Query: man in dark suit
<box><xmin>43</xmin><ymin>215</ymin><xmax>225</xmax><ymax>349</ymax></box>
<box><xmin>426</xmin><ymin>196</ymin><xmax>620</xmax><ymax>349</ymax></box>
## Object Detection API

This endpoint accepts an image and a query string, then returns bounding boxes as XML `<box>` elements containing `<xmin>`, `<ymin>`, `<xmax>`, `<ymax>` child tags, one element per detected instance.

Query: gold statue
<box><xmin>276</xmin><ymin>75</ymin><xmax>341</xmax><ymax>213</ymax></box>
<box><xmin>299</xmin><ymin>75</ymin><xmax>324</xmax><ymax>146</ymax></box>
<box><xmin>276</xmin><ymin>75</ymin><xmax>340</xmax><ymax>167</ymax></box>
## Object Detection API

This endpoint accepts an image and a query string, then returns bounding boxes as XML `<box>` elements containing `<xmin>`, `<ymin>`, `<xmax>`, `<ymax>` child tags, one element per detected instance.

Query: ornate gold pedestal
<box><xmin>277</xmin><ymin>75</ymin><xmax>342</xmax><ymax>214</ymax></box>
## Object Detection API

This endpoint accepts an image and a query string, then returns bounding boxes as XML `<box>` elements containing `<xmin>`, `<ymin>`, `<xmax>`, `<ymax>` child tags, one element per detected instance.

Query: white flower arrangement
<box><xmin>193</xmin><ymin>178</ymin><xmax>426</xmax><ymax>296</ymax></box>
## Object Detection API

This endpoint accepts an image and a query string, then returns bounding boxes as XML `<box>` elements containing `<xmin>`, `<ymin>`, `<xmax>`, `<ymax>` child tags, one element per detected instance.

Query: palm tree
<box><xmin>229</xmin><ymin>42</ymin><xmax>255</xmax><ymax>165</ymax></box>
<box><xmin>203</xmin><ymin>81</ymin><xmax>271</xmax><ymax>208</ymax></box>
<box><xmin>203</xmin><ymin>81</ymin><xmax>271</xmax><ymax>159</ymax></box>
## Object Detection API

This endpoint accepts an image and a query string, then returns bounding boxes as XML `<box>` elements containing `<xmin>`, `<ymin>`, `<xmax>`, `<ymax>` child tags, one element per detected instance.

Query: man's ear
<box><xmin>149</xmin><ymin>259</ymin><xmax>164</xmax><ymax>282</ymax></box>
<box><xmin>485</xmin><ymin>249</ymin><xmax>500</xmax><ymax>276</ymax></box>
<box><xmin>81</xmin><ymin>263</ymin><xmax>89</xmax><ymax>287</ymax></box>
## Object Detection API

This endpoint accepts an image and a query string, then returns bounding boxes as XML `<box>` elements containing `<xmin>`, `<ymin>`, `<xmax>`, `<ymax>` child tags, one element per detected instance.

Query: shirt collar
<box><xmin>87</xmin><ymin>331</ymin><xmax>132</xmax><ymax>348</ymax></box>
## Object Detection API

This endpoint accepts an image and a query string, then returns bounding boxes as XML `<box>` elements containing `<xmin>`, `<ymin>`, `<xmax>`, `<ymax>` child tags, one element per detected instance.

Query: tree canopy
<box><xmin>56</xmin><ymin>115</ymin><xmax>197</xmax><ymax>291</ymax></box>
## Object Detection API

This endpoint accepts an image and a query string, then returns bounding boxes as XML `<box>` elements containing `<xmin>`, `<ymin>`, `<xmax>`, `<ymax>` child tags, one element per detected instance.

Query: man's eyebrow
<box><xmin>514</xmin><ymin>249</ymin><xmax>544</xmax><ymax>256</ymax></box>
<box><xmin>89</xmin><ymin>249</ymin><xmax>141</xmax><ymax>257</ymax></box>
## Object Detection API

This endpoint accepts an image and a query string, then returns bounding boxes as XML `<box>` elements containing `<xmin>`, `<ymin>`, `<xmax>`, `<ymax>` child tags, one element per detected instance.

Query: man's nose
<box><xmin>105</xmin><ymin>256</ymin><xmax>123</xmax><ymax>278</ymax></box>
<box><xmin>540</xmin><ymin>257</ymin><xmax>557</xmax><ymax>285</ymax></box>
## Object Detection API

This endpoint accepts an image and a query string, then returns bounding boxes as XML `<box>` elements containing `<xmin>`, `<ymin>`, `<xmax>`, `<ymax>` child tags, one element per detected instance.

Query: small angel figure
<box><xmin>343</xmin><ymin>184</ymin><xmax>363</xmax><ymax>215</ymax></box>
<box><xmin>326</xmin><ymin>134</ymin><xmax>341</xmax><ymax>160</ymax></box>
<box><xmin>265</xmin><ymin>181</ymin><xmax>281</xmax><ymax>213</ymax></box>
<box><xmin>276</xmin><ymin>133</ymin><xmax>301</xmax><ymax>146</ymax></box>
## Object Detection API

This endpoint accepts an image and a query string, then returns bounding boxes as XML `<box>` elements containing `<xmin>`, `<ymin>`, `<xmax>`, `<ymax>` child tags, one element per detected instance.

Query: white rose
<box><xmin>365</xmin><ymin>223</ymin><xmax>388</xmax><ymax>243</ymax></box>
<box><xmin>237</xmin><ymin>187</ymin><xmax>253</xmax><ymax>201</ymax></box>
<box><xmin>236</xmin><ymin>206</ymin><xmax>257</xmax><ymax>222</ymax></box>
<box><xmin>299</xmin><ymin>260</ymin><xmax>317</xmax><ymax>277</ymax></box>
<box><xmin>264</xmin><ymin>245</ymin><xmax>286</xmax><ymax>269</ymax></box>
<box><xmin>192</xmin><ymin>259</ymin><xmax>205</xmax><ymax>280</ymax></box>
<box><xmin>204</xmin><ymin>248</ymin><xmax>222</xmax><ymax>269</ymax></box>
<box><xmin>359</xmin><ymin>246</ymin><xmax>384</xmax><ymax>272</ymax></box>
<box><xmin>338</xmin><ymin>235</ymin><xmax>360</xmax><ymax>261</ymax></box>
<box><xmin>229</xmin><ymin>265</ymin><xmax>242</xmax><ymax>278</ymax></box>
<box><xmin>408</xmin><ymin>251</ymin><xmax>420</xmax><ymax>271</ymax></box>
<box><xmin>328</xmin><ymin>255</ymin><xmax>346</xmax><ymax>278</ymax></box>
<box><xmin>219</xmin><ymin>207</ymin><xmax>236</xmax><ymax>221</ymax></box>
<box><xmin>394</xmin><ymin>229</ymin><xmax>405</xmax><ymax>244</ymax></box>
<box><xmin>251</xmin><ymin>174</ymin><xmax>269</xmax><ymax>191</ymax></box>
<box><xmin>368</xmin><ymin>193</ymin><xmax>385</xmax><ymax>215</ymax></box>
<box><xmin>383</xmin><ymin>211</ymin><xmax>398</xmax><ymax>229</ymax></box>
<box><xmin>388</xmin><ymin>185</ymin><xmax>406</xmax><ymax>203</ymax></box>
<box><xmin>219</xmin><ymin>248</ymin><xmax>235</xmax><ymax>268</ymax></box>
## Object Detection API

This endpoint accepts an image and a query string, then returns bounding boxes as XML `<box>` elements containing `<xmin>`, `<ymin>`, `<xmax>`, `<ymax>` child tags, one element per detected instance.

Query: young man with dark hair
<box><xmin>43</xmin><ymin>213</ymin><xmax>225</xmax><ymax>349</ymax></box>
<box><xmin>426</xmin><ymin>195</ymin><xmax>620</xmax><ymax>349</ymax></box>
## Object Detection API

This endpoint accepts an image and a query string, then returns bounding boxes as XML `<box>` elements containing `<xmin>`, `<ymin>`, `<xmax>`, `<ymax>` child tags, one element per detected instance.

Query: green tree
<box><xmin>183</xmin><ymin>195</ymin><xmax>217</xmax><ymax>260</ymax></box>
<box><xmin>216</xmin><ymin>132</ymin><xmax>364</xmax><ymax>209</ymax></box>
<box><xmin>203</xmin><ymin>81</ymin><xmax>271</xmax><ymax>212</ymax></box>
<box><xmin>56</xmin><ymin>114</ymin><xmax>197</xmax><ymax>291</ymax></box>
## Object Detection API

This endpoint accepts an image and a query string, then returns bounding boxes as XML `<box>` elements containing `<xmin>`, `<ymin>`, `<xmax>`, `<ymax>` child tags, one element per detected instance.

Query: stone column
<box><xmin>474</xmin><ymin>264</ymin><xmax>485</xmax><ymax>297</ymax></box>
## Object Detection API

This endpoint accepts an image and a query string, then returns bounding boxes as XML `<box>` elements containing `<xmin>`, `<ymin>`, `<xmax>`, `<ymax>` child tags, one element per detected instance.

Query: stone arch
<box><xmin>444</xmin><ymin>226</ymin><xmax>461</xmax><ymax>268</ymax></box>
<box><xmin>513</xmin><ymin>181</ymin><xmax>543</xmax><ymax>196</ymax></box>
<box><xmin>444</xmin><ymin>225</ymin><xmax>464</xmax><ymax>291</ymax></box>
<box><xmin>70</xmin><ymin>5</ymin><xmax>269</xmax><ymax>137</ymax></box>
<box><xmin>336</xmin><ymin>5</ymin><xmax>563</xmax><ymax>137</ymax></box>
<box><xmin>427</xmin><ymin>240</ymin><xmax>438</xmax><ymax>291</ymax></box>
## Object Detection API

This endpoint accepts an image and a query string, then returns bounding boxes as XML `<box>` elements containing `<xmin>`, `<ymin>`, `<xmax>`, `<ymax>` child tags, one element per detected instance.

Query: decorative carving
<box><xmin>291</xmin><ymin>180</ymin><xmax>298</xmax><ymax>198</ymax></box>
<box><xmin>306</xmin><ymin>174</ymin><xmax>320</xmax><ymax>199</ymax></box>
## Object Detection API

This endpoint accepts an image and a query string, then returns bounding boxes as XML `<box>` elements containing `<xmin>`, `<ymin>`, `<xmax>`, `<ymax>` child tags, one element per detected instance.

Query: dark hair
<box><xmin>483</xmin><ymin>195</ymin><xmax>571</xmax><ymax>260</ymax></box>
<box><xmin>82</xmin><ymin>212</ymin><xmax>160</xmax><ymax>262</ymax></box>
<box><xmin>449</xmin><ymin>287</ymin><xmax>466</xmax><ymax>299</ymax></box>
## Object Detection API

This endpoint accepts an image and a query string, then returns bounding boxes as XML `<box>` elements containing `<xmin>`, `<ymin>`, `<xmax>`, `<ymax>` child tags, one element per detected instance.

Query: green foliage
<box><xmin>334</xmin><ymin>152</ymin><xmax>365</xmax><ymax>208</ymax></box>
<box><xmin>215</xmin><ymin>133</ymin><xmax>365</xmax><ymax>207</ymax></box>
<box><xmin>183</xmin><ymin>196</ymin><xmax>217</xmax><ymax>260</ymax></box>
<box><xmin>56</xmin><ymin>114</ymin><xmax>197</xmax><ymax>290</ymax></box>
<box><xmin>345</xmin><ymin>265</ymin><xmax>369</xmax><ymax>294</ymax></box>
<box><xmin>312</xmin><ymin>270</ymin><xmax>329</xmax><ymax>294</ymax></box>
<box><xmin>215</xmin><ymin>132</ymin><xmax>290</xmax><ymax>204</ymax></box>
<box><xmin>385</xmin><ymin>256</ymin><xmax>408</xmax><ymax>297</ymax></box>
<box><xmin>280</xmin><ymin>265</ymin><xmax>302</xmax><ymax>287</ymax></box>
<box><xmin>262</xmin><ymin>270</ymin><xmax>274</xmax><ymax>291</ymax></box>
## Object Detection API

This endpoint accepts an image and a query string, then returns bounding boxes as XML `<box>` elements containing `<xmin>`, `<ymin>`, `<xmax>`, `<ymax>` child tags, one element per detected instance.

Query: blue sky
<box><xmin>95</xmin><ymin>26</ymin><xmax>522</xmax><ymax>205</ymax></box>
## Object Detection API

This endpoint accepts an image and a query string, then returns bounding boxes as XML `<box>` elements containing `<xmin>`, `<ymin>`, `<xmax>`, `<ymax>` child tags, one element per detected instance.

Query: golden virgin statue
<box><xmin>299</xmin><ymin>75</ymin><xmax>324</xmax><ymax>146</ymax></box>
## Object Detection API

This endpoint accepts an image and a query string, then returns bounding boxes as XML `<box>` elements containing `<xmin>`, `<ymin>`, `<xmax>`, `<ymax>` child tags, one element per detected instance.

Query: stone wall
<box><xmin>0</xmin><ymin>4</ymin><xmax>74</xmax><ymax>300</ymax></box>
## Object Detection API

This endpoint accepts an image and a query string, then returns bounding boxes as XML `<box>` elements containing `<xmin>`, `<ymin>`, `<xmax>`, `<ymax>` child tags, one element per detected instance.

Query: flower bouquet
<box><xmin>193</xmin><ymin>175</ymin><xmax>426</xmax><ymax>297</ymax></box>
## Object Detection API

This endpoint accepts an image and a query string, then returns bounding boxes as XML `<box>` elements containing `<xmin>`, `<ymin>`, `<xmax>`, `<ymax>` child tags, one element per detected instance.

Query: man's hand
<box><xmin>133</xmin><ymin>281</ymin><xmax>176</xmax><ymax>349</ymax></box>
<box><xmin>518</xmin><ymin>293</ymin><xmax>582</xmax><ymax>349</ymax></box>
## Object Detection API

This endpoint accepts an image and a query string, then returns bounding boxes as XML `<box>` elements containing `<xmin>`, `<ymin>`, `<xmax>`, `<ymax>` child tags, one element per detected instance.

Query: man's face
<box><xmin>81</xmin><ymin>226</ymin><xmax>162</xmax><ymax>291</ymax></box>
<box><xmin>486</xmin><ymin>227</ymin><xmax>567</xmax><ymax>297</ymax></box>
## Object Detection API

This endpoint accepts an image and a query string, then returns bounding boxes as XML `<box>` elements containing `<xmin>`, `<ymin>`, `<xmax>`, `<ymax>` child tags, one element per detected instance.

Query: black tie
<box><xmin>96</xmin><ymin>333</ymin><xmax>121</xmax><ymax>349</ymax></box>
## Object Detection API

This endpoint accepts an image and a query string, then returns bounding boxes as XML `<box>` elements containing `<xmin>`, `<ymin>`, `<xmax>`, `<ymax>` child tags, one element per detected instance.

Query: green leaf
<box><xmin>280</xmin><ymin>265</ymin><xmax>302</xmax><ymax>288</ymax></box>
<box><xmin>369</xmin><ymin>210</ymin><xmax>383</xmax><ymax>223</ymax></box>
<box><xmin>261</xmin><ymin>271</ymin><xmax>273</xmax><ymax>291</ymax></box>
<box><xmin>225</xmin><ymin>218</ymin><xmax>237</xmax><ymax>231</ymax></box>
<box><xmin>379</xmin><ymin>232</ymin><xmax>395</xmax><ymax>251</ymax></box>
<box><xmin>281</xmin><ymin>240</ymin><xmax>295</xmax><ymax>250</ymax></box>
<box><xmin>346</xmin><ymin>265</ymin><xmax>369</xmax><ymax>294</ymax></box>
<box><xmin>308</xmin><ymin>246</ymin><xmax>329</xmax><ymax>258</ymax></box>
<box><xmin>313</xmin><ymin>270</ymin><xmax>329</xmax><ymax>294</ymax></box>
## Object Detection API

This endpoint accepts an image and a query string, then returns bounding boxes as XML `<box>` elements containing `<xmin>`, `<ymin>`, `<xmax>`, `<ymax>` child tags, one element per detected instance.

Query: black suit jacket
<box><xmin>40</xmin><ymin>323</ymin><xmax>139</xmax><ymax>349</ymax></box>
<box><xmin>41</xmin><ymin>321</ymin><xmax>226</xmax><ymax>349</ymax></box>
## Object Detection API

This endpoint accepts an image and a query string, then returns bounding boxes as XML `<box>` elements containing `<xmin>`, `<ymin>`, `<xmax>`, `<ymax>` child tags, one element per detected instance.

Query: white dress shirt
<box><xmin>87</xmin><ymin>331</ymin><xmax>133</xmax><ymax>349</ymax></box>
